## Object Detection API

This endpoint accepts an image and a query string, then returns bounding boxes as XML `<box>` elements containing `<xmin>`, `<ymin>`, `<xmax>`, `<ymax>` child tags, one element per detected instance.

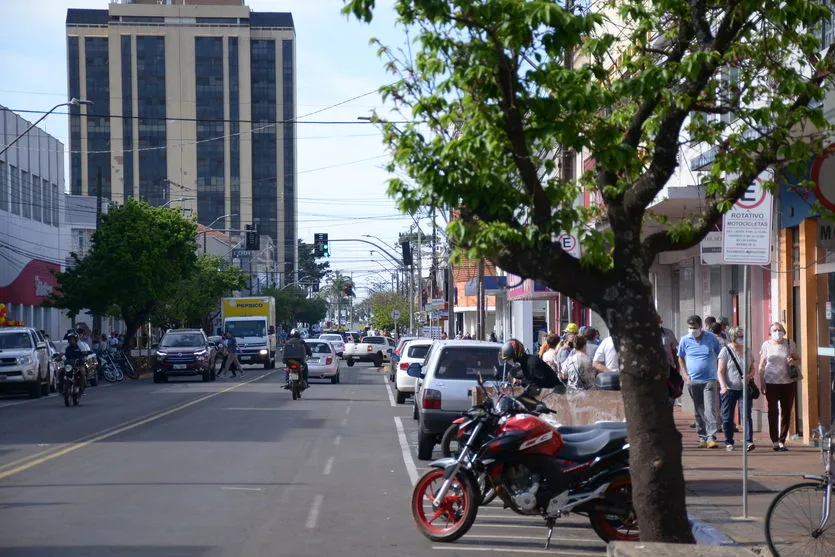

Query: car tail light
<box><xmin>399</xmin><ymin>362</ymin><xmax>409</xmax><ymax>370</ymax></box>
<box><xmin>422</xmin><ymin>388</ymin><xmax>442</xmax><ymax>409</ymax></box>
<box><xmin>326</xmin><ymin>356</ymin><xmax>333</xmax><ymax>365</ymax></box>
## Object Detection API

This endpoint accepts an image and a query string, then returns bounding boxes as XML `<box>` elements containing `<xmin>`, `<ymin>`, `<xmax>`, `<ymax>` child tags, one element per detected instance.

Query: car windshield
<box><xmin>0</xmin><ymin>332</ymin><xmax>33</xmax><ymax>350</ymax></box>
<box><xmin>435</xmin><ymin>347</ymin><xmax>500</xmax><ymax>379</ymax></box>
<box><xmin>160</xmin><ymin>333</ymin><xmax>205</xmax><ymax>348</ymax></box>
<box><xmin>308</xmin><ymin>342</ymin><xmax>332</xmax><ymax>354</ymax></box>
<box><xmin>407</xmin><ymin>344</ymin><xmax>430</xmax><ymax>359</ymax></box>
<box><xmin>226</xmin><ymin>321</ymin><xmax>266</xmax><ymax>337</ymax></box>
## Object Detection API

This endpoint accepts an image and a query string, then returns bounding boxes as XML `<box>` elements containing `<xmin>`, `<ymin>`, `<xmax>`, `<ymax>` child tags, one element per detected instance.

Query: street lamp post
<box><xmin>198</xmin><ymin>213</ymin><xmax>237</xmax><ymax>253</ymax></box>
<box><xmin>162</xmin><ymin>196</ymin><xmax>197</xmax><ymax>208</ymax></box>
<box><xmin>0</xmin><ymin>98</ymin><xmax>93</xmax><ymax>157</ymax></box>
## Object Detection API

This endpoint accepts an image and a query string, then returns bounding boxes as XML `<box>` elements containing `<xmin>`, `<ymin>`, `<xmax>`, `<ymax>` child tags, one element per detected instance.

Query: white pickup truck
<box><xmin>344</xmin><ymin>336</ymin><xmax>397</xmax><ymax>367</ymax></box>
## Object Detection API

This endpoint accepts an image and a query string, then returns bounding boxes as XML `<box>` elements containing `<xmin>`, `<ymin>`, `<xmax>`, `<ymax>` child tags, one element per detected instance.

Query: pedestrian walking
<box><xmin>556</xmin><ymin>323</ymin><xmax>579</xmax><ymax>368</ymax></box>
<box><xmin>583</xmin><ymin>327</ymin><xmax>600</xmax><ymax>359</ymax></box>
<box><xmin>678</xmin><ymin>315</ymin><xmax>723</xmax><ymax>448</ymax></box>
<box><xmin>219</xmin><ymin>331</ymin><xmax>241</xmax><ymax>378</ymax></box>
<box><xmin>538</xmin><ymin>330</ymin><xmax>556</xmax><ymax>357</ymax></box>
<box><xmin>592</xmin><ymin>335</ymin><xmax>619</xmax><ymax>374</ymax></box>
<box><xmin>717</xmin><ymin>326</ymin><xmax>755</xmax><ymax>452</ymax></box>
<box><xmin>541</xmin><ymin>334</ymin><xmax>560</xmax><ymax>373</ymax></box>
<box><xmin>659</xmin><ymin>316</ymin><xmax>683</xmax><ymax>403</ymax></box>
<box><xmin>562</xmin><ymin>336</ymin><xmax>595</xmax><ymax>389</ymax></box>
<box><xmin>758</xmin><ymin>322</ymin><xmax>800</xmax><ymax>451</ymax></box>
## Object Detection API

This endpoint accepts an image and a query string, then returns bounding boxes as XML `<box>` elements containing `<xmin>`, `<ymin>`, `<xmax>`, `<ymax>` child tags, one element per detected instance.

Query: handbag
<box><xmin>788</xmin><ymin>363</ymin><xmax>800</xmax><ymax>380</ymax></box>
<box><xmin>726</xmin><ymin>347</ymin><xmax>757</xmax><ymax>399</ymax></box>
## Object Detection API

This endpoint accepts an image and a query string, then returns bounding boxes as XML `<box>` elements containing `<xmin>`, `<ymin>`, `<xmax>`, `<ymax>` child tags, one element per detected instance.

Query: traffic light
<box><xmin>343</xmin><ymin>284</ymin><xmax>350</xmax><ymax>297</ymax></box>
<box><xmin>400</xmin><ymin>238</ymin><xmax>413</xmax><ymax>267</ymax></box>
<box><xmin>313</xmin><ymin>233</ymin><xmax>330</xmax><ymax>258</ymax></box>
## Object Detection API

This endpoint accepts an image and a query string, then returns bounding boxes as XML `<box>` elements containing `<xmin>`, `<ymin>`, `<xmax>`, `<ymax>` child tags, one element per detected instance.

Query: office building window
<box><xmin>0</xmin><ymin>160</ymin><xmax>7</xmax><ymax>212</ymax></box>
<box><xmin>136</xmin><ymin>36</ymin><xmax>167</xmax><ymax>205</ymax></box>
<box><xmin>282</xmin><ymin>39</ymin><xmax>296</xmax><ymax>278</ymax></box>
<box><xmin>195</xmin><ymin>36</ymin><xmax>225</xmax><ymax>226</ymax></box>
<box><xmin>42</xmin><ymin>178</ymin><xmax>51</xmax><ymax>225</ymax></box>
<box><xmin>85</xmin><ymin>36</ymin><xmax>111</xmax><ymax>200</ymax></box>
<box><xmin>52</xmin><ymin>183</ymin><xmax>59</xmax><ymax>226</ymax></box>
<box><xmin>121</xmin><ymin>35</ymin><xmax>134</xmax><ymax>199</ymax></box>
<box><xmin>10</xmin><ymin>165</ymin><xmax>20</xmax><ymax>215</ymax></box>
<box><xmin>229</xmin><ymin>37</ymin><xmax>240</xmax><ymax>231</ymax></box>
<box><xmin>32</xmin><ymin>174</ymin><xmax>41</xmax><ymax>222</ymax></box>
<box><xmin>21</xmin><ymin>171</ymin><xmax>31</xmax><ymax>219</ymax></box>
<box><xmin>68</xmin><ymin>36</ymin><xmax>82</xmax><ymax>196</ymax></box>
<box><xmin>251</xmin><ymin>39</ymin><xmax>277</xmax><ymax>248</ymax></box>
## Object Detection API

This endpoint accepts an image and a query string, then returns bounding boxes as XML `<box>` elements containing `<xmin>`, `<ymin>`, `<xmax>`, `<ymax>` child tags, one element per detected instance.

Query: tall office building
<box><xmin>66</xmin><ymin>0</ymin><xmax>297</xmax><ymax>282</ymax></box>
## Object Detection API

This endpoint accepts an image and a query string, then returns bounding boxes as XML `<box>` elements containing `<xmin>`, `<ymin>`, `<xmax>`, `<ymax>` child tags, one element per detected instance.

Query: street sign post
<box><xmin>390</xmin><ymin>309</ymin><xmax>401</xmax><ymax>321</ymax></box>
<box><xmin>557</xmin><ymin>233</ymin><xmax>581</xmax><ymax>259</ymax></box>
<box><xmin>722</xmin><ymin>170</ymin><xmax>774</xmax><ymax>265</ymax></box>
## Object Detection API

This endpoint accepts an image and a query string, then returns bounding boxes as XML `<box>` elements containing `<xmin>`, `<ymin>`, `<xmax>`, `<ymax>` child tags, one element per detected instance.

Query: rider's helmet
<box><xmin>66</xmin><ymin>331</ymin><xmax>79</xmax><ymax>341</ymax></box>
<box><xmin>289</xmin><ymin>328</ymin><xmax>301</xmax><ymax>339</ymax></box>
<box><xmin>500</xmin><ymin>339</ymin><xmax>526</xmax><ymax>362</ymax></box>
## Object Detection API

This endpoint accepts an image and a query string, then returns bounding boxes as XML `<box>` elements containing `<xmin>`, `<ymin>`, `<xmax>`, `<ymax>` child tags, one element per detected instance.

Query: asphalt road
<box><xmin>0</xmin><ymin>361</ymin><xmax>606</xmax><ymax>557</ymax></box>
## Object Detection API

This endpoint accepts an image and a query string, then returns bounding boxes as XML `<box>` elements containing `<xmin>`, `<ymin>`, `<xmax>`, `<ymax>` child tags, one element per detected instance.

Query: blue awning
<box><xmin>464</xmin><ymin>275</ymin><xmax>507</xmax><ymax>296</ymax></box>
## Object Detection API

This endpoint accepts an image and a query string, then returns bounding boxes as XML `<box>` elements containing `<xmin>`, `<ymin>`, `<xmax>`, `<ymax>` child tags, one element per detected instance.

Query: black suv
<box><xmin>153</xmin><ymin>329</ymin><xmax>218</xmax><ymax>383</ymax></box>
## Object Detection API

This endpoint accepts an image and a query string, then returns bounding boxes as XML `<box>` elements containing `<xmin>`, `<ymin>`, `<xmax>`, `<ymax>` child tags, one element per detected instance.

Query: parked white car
<box><xmin>395</xmin><ymin>339</ymin><xmax>433</xmax><ymax>404</ymax></box>
<box><xmin>304</xmin><ymin>339</ymin><xmax>340</xmax><ymax>383</ymax></box>
<box><xmin>318</xmin><ymin>333</ymin><xmax>345</xmax><ymax>358</ymax></box>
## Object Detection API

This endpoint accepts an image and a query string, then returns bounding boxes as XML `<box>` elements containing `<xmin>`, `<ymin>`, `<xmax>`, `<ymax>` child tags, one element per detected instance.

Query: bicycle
<box><xmin>764</xmin><ymin>423</ymin><xmax>834</xmax><ymax>556</ymax></box>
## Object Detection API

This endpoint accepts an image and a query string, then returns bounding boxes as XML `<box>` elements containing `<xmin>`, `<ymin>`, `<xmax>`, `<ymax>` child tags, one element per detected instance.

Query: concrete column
<box><xmin>799</xmin><ymin>218</ymin><xmax>819</xmax><ymax>443</ymax></box>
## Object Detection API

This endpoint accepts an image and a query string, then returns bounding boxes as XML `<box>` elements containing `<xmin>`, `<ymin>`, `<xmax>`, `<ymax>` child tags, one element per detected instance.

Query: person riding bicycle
<box><xmin>283</xmin><ymin>328</ymin><xmax>311</xmax><ymax>389</ymax></box>
<box><xmin>62</xmin><ymin>332</ymin><xmax>88</xmax><ymax>391</ymax></box>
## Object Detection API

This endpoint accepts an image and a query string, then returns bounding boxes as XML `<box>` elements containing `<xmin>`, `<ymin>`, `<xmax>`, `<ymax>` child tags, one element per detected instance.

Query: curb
<box><xmin>690</xmin><ymin>518</ymin><xmax>737</xmax><ymax>545</ymax></box>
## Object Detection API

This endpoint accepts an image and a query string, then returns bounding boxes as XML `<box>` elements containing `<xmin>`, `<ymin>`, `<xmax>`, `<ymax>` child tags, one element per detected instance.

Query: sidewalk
<box><xmin>677</xmin><ymin>392</ymin><xmax>823</xmax><ymax>554</ymax></box>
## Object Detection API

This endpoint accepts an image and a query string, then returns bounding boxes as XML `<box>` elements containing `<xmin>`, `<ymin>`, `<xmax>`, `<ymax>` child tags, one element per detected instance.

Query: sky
<box><xmin>0</xmin><ymin>0</ymin><xmax>423</xmax><ymax>298</ymax></box>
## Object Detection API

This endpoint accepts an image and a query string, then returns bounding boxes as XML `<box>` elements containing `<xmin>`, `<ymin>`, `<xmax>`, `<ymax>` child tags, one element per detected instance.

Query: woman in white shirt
<box><xmin>757</xmin><ymin>322</ymin><xmax>800</xmax><ymax>452</ymax></box>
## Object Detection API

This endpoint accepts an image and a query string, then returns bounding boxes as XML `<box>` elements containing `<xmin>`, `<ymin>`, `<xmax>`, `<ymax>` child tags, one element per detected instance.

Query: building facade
<box><xmin>0</xmin><ymin>106</ymin><xmax>71</xmax><ymax>338</ymax></box>
<box><xmin>65</xmin><ymin>0</ymin><xmax>298</xmax><ymax>283</ymax></box>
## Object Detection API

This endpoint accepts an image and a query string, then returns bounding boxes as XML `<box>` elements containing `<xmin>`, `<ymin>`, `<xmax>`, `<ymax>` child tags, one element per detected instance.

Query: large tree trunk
<box><xmin>605</xmin><ymin>270</ymin><xmax>694</xmax><ymax>543</ymax></box>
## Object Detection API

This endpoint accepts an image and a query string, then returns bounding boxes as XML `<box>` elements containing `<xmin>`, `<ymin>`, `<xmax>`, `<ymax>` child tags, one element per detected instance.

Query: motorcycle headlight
<box><xmin>17</xmin><ymin>356</ymin><xmax>33</xmax><ymax>365</ymax></box>
<box><xmin>64</xmin><ymin>364</ymin><xmax>73</xmax><ymax>372</ymax></box>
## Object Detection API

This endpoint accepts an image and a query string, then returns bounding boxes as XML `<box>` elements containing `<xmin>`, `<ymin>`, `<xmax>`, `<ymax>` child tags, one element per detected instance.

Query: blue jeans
<box><xmin>689</xmin><ymin>380</ymin><xmax>718</xmax><ymax>442</ymax></box>
<box><xmin>721</xmin><ymin>389</ymin><xmax>753</xmax><ymax>445</ymax></box>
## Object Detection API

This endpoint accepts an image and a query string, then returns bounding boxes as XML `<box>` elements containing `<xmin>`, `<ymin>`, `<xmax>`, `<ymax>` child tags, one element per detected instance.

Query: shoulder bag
<box><xmin>727</xmin><ymin>347</ymin><xmax>759</xmax><ymax>400</ymax></box>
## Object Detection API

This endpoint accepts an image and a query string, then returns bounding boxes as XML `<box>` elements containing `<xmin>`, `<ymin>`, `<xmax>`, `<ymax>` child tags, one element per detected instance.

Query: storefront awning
<box><xmin>464</xmin><ymin>275</ymin><xmax>507</xmax><ymax>296</ymax></box>
<box><xmin>506</xmin><ymin>273</ymin><xmax>558</xmax><ymax>301</ymax></box>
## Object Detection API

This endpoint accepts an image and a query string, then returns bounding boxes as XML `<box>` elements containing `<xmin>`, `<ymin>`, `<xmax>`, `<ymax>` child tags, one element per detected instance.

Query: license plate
<box><xmin>173</xmin><ymin>364</ymin><xmax>187</xmax><ymax>370</ymax></box>
<box><xmin>288</xmin><ymin>372</ymin><xmax>299</xmax><ymax>381</ymax></box>
<box><xmin>240</xmin><ymin>356</ymin><xmax>251</xmax><ymax>362</ymax></box>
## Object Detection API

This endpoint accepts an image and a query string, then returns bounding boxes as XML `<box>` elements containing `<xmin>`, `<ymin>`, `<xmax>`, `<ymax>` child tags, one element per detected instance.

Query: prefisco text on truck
<box><xmin>220</xmin><ymin>297</ymin><xmax>276</xmax><ymax>369</ymax></box>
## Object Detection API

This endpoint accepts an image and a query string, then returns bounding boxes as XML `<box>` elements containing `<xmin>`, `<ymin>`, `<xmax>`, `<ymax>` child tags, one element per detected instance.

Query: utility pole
<box><xmin>93</xmin><ymin>166</ymin><xmax>103</xmax><ymax>335</ymax></box>
<box><xmin>446</xmin><ymin>207</ymin><xmax>455</xmax><ymax>337</ymax></box>
<box><xmin>477</xmin><ymin>258</ymin><xmax>485</xmax><ymax>340</ymax></box>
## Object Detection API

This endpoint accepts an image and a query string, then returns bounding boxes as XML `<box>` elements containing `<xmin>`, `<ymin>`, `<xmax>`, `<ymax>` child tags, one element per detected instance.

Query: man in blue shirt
<box><xmin>678</xmin><ymin>314</ymin><xmax>723</xmax><ymax>448</ymax></box>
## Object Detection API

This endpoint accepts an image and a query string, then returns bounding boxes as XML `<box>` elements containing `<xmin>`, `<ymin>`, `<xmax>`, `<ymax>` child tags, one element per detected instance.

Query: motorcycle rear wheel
<box><xmin>411</xmin><ymin>468</ymin><xmax>478</xmax><ymax>542</ymax></box>
<box><xmin>63</xmin><ymin>392</ymin><xmax>70</xmax><ymax>407</ymax></box>
<box><xmin>291</xmin><ymin>382</ymin><xmax>299</xmax><ymax>400</ymax></box>
<box><xmin>588</xmin><ymin>472</ymin><xmax>639</xmax><ymax>542</ymax></box>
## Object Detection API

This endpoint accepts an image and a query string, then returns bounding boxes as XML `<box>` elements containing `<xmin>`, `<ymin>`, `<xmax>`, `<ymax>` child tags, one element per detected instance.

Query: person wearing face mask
<box><xmin>717</xmin><ymin>327</ymin><xmax>755</xmax><ymax>452</ymax></box>
<box><xmin>758</xmin><ymin>322</ymin><xmax>800</xmax><ymax>452</ymax></box>
<box><xmin>678</xmin><ymin>314</ymin><xmax>723</xmax><ymax>448</ymax></box>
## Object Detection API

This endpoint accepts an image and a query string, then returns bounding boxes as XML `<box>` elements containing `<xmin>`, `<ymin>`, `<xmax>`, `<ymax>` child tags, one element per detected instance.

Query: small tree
<box><xmin>344</xmin><ymin>0</ymin><xmax>835</xmax><ymax>542</ymax></box>
<box><xmin>369</xmin><ymin>291</ymin><xmax>410</xmax><ymax>332</ymax></box>
<box><xmin>49</xmin><ymin>198</ymin><xmax>197</xmax><ymax>349</ymax></box>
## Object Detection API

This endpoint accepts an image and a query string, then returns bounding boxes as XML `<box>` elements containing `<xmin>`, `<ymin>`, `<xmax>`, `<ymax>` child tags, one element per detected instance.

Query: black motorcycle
<box><xmin>59</xmin><ymin>356</ymin><xmax>85</xmax><ymax>407</ymax></box>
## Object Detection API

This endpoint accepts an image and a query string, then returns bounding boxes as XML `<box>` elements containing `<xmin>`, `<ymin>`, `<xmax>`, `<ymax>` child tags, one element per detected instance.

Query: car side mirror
<box><xmin>407</xmin><ymin>363</ymin><xmax>423</xmax><ymax>378</ymax></box>
<box><xmin>36</xmin><ymin>342</ymin><xmax>47</xmax><ymax>350</ymax></box>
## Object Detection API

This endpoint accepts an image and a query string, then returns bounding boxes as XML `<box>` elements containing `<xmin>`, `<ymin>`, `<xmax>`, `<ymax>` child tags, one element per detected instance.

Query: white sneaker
<box><xmin>726</xmin><ymin>444</ymin><xmax>734</xmax><ymax>452</ymax></box>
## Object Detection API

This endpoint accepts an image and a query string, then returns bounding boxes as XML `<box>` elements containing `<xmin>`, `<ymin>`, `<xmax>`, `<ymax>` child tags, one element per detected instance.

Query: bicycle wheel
<box><xmin>765</xmin><ymin>482</ymin><xmax>835</xmax><ymax>557</ymax></box>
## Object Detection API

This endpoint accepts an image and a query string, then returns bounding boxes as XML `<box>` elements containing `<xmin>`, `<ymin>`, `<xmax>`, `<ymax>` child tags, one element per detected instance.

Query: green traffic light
<box><xmin>323</xmin><ymin>244</ymin><xmax>330</xmax><ymax>257</ymax></box>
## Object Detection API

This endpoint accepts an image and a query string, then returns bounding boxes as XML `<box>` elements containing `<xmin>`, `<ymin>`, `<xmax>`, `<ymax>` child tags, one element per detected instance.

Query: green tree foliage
<box><xmin>49</xmin><ymin>198</ymin><xmax>197</xmax><ymax>349</ymax></box>
<box><xmin>150</xmin><ymin>255</ymin><xmax>247</xmax><ymax>332</ymax></box>
<box><xmin>368</xmin><ymin>290</ymin><xmax>409</xmax><ymax>333</ymax></box>
<box><xmin>343</xmin><ymin>0</ymin><xmax>835</xmax><ymax>542</ymax></box>
<box><xmin>262</xmin><ymin>286</ymin><xmax>328</xmax><ymax>329</ymax></box>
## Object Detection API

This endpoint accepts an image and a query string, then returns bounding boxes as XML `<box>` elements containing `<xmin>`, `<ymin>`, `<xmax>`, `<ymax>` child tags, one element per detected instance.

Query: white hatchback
<box><xmin>318</xmin><ymin>334</ymin><xmax>345</xmax><ymax>357</ymax></box>
<box><xmin>395</xmin><ymin>339</ymin><xmax>433</xmax><ymax>404</ymax></box>
<box><xmin>304</xmin><ymin>339</ymin><xmax>340</xmax><ymax>383</ymax></box>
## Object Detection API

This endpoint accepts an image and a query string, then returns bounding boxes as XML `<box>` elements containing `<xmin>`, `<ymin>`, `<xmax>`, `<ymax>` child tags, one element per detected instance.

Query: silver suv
<box><xmin>0</xmin><ymin>327</ymin><xmax>51</xmax><ymax>398</ymax></box>
<box><xmin>409</xmin><ymin>340</ymin><xmax>502</xmax><ymax>459</ymax></box>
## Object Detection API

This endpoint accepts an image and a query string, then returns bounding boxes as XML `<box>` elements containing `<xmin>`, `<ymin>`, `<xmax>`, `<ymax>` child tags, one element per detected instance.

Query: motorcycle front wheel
<box><xmin>411</xmin><ymin>468</ymin><xmax>478</xmax><ymax>542</ymax></box>
<box><xmin>588</xmin><ymin>472</ymin><xmax>639</xmax><ymax>542</ymax></box>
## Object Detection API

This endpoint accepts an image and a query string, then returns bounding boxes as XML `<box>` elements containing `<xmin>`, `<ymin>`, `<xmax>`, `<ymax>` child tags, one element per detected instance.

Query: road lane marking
<box><xmin>323</xmin><ymin>457</ymin><xmax>334</xmax><ymax>476</ymax></box>
<box><xmin>340</xmin><ymin>418</ymin><xmax>347</xmax><ymax>427</ymax></box>
<box><xmin>384</xmin><ymin>378</ymin><xmax>396</xmax><ymax>407</ymax></box>
<box><xmin>222</xmin><ymin>486</ymin><xmax>263</xmax><ymax>492</ymax></box>
<box><xmin>334</xmin><ymin>435</ymin><xmax>341</xmax><ymax>446</ymax></box>
<box><xmin>432</xmin><ymin>547</ymin><xmax>599</xmax><ymax>555</ymax></box>
<box><xmin>345</xmin><ymin>406</ymin><xmax>351</xmax><ymax>415</ymax></box>
<box><xmin>0</xmin><ymin>371</ymin><xmax>275</xmax><ymax>480</ymax></box>
<box><xmin>463</xmin><ymin>534</ymin><xmax>600</xmax><ymax>543</ymax></box>
<box><xmin>394</xmin><ymin>416</ymin><xmax>418</xmax><ymax>486</ymax></box>
<box><xmin>305</xmin><ymin>494</ymin><xmax>324</xmax><ymax>529</ymax></box>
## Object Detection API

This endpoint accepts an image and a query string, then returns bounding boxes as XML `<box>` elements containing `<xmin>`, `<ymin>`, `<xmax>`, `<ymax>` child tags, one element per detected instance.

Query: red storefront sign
<box><xmin>0</xmin><ymin>259</ymin><xmax>60</xmax><ymax>306</ymax></box>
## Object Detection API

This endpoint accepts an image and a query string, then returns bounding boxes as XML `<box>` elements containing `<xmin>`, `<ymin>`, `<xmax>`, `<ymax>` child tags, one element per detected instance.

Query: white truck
<box><xmin>221</xmin><ymin>297</ymin><xmax>276</xmax><ymax>369</ymax></box>
<box><xmin>343</xmin><ymin>335</ymin><xmax>397</xmax><ymax>367</ymax></box>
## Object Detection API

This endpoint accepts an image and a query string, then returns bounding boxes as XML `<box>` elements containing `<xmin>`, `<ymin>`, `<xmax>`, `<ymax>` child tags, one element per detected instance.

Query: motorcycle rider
<box><xmin>62</xmin><ymin>332</ymin><xmax>88</xmax><ymax>391</ymax></box>
<box><xmin>283</xmin><ymin>328</ymin><xmax>311</xmax><ymax>389</ymax></box>
<box><xmin>500</xmin><ymin>338</ymin><xmax>564</xmax><ymax>394</ymax></box>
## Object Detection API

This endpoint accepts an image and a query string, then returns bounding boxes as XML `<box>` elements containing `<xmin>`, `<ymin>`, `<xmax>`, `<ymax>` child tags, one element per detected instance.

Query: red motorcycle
<box><xmin>411</xmin><ymin>377</ymin><xmax>637</xmax><ymax>546</ymax></box>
